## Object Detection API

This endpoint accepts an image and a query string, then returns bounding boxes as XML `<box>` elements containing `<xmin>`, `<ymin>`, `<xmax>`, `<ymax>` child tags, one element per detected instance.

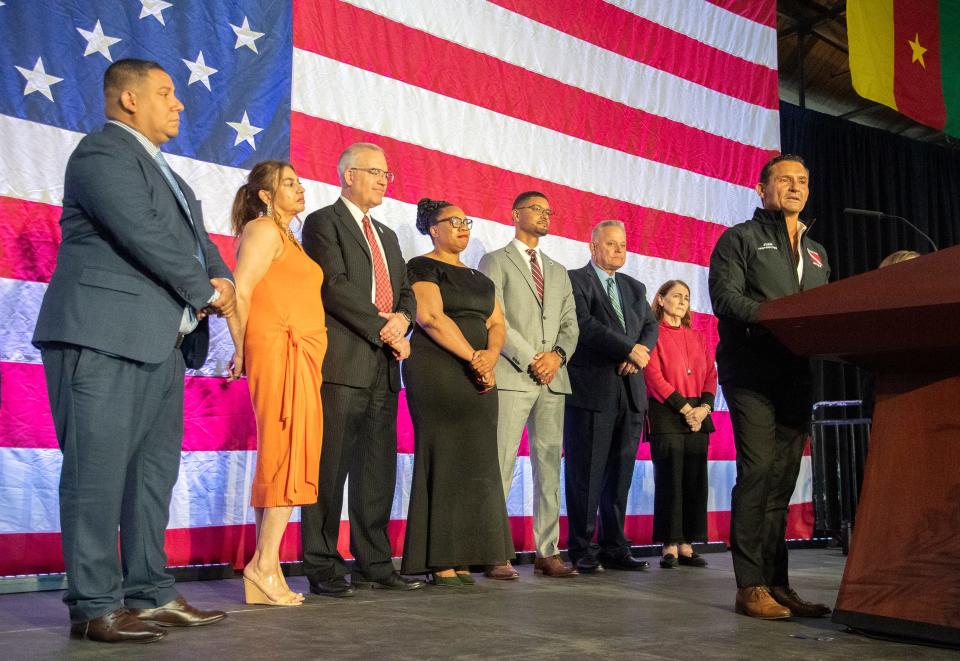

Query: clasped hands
<box><xmin>527</xmin><ymin>350</ymin><xmax>561</xmax><ymax>386</ymax></box>
<box><xmin>617</xmin><ymin>343</ymin><xmax>650</xmax><ymax>376</ymax></box>
<box><xmin>470</xmin><ymin>349</ymin><xmax>497</xmax><ymax>392</ymax></box>
<box><xmin>683</xmin><ymin>405</ymin><xmax>711</xmax><ymax>432</ymax></box>
<box><xmin>379</xmin><ymin>311</ymin><xmax>410</xmax><ymax>360</ymax></box>
<box><xmin>197</xmin><ymin>278</ymin><xmax>236</xmax><ymax>320</ymax></box>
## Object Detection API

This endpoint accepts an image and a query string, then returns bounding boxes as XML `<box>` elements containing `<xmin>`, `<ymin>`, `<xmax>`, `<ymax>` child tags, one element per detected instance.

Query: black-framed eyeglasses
<box><xmin>349</xmin><ymin>167</ymin><xmax>396</xmax><ymax>183</ymax></box>
<box><xmin>514</xmin><ymin>204</ymin><xmax>554</xmax><ymax>218</ymax></box>
<box><xmin>435</xmin><ymin>216</ymin><xmax>474</xmax><ymax>230</ymax></box>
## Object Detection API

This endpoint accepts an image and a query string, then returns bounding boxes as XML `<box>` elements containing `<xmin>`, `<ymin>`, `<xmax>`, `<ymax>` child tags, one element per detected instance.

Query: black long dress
<box><xmin>400</xmin><ymin>256</ymin><xmax>515</xmax><ymax>574</ymax></box>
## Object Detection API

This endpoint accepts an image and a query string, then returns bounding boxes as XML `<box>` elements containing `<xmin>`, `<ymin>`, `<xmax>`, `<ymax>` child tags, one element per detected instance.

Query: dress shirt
<box><xmin>591</xmin><ymin>261</ymin><xmax>623</xmax><ymax>314</ymax></box>
<box><xmin>511</xmin><ymin>238</ymin><xmax>543</xmax><ymax>278</ymax></box>
<box><xmin>340</xmin><ymin>195</ymin><xmax>391</xmax><ymax>304</ymax></box>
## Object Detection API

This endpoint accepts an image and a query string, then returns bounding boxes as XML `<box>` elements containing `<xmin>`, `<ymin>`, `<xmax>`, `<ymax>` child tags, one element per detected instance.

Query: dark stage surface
<box><xmin>0</xmin><ymin>549</ymin><xmax>953</xmax><ymax>660</ymax></box>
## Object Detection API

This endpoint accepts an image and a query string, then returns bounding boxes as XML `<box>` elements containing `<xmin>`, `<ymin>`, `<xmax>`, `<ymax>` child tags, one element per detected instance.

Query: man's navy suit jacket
<box><xmin>566</xmin><ymin>263</ymin><xmax>659</xmax><ymax>413</ymax></box>
<box><xmin>33</xmin><ymin>123</ymin><xmax>232</xmax><ymax>368</ymax></box>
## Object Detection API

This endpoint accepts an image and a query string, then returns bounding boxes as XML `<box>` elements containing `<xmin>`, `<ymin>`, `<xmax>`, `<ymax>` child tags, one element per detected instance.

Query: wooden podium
<box><xmin>758</xmin><ymin>245</ymin><xmax>960</xmax><ymax>647</ymax></box>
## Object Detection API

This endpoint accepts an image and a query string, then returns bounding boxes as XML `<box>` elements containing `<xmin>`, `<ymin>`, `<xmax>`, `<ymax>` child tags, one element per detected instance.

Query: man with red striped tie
<box><xmin>300</xmin><ymin>143</ymin><xmax>423</xmax><ymax>596</ymax></box>
<box><xmin>479</xmin><ymin>192</ymin><xmax>580</xmax><ymax>579</ymax></box>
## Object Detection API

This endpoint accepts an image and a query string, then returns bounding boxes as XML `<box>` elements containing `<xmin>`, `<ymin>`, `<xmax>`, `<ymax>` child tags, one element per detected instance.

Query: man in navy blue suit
<box><xmin>32</xmin><ymin>59</ymin><xmax>232</xmax><ymax>643</ymax></box>
<box><xmin>564</xmin><ymin>220</ymin><xmax>658</xmax><ymax>573</ymax></box>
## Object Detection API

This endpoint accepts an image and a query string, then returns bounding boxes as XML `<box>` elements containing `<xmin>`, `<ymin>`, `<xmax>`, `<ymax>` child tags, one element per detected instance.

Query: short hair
<box><xmin>651</xmin><ymin>279</ymin><xmax>692</xmax><ymax>328</ymax></box>
<box><xmin>337</xmin><ymin>143</ymin><xmax>384</xmax><ymax>183</ymax></box>
<box><xmin>103</xmin><ymin>58</ymin><xmax>165</xmax><ymax>99</ymax></box>
<box><xmin>591</xmin><ymin>219</ymin><xmax>625</xmax><ymax>243</ymax></box>
<box><xmin>512</xmin><ymin>191</ymin><xmax>548</xmax><ymax>210</ymax></box>
<box><xmin>878</xmin><ymin>250</ymin><xmax>920</xmax><ymax>268</ymax></box>
<box><xmin>758</xmin><ymin>153</ymin><xmax>808</xmax><ymax>185</ymax></box>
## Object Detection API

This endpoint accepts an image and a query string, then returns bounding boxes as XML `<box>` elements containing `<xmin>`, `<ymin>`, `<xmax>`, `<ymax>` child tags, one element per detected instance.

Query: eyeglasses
<box><xmin>435</xmin><ymin>216</ymin><xmax>474</xmax><ymax>230</ymax></box>
<box><xmin>514</xmin><ymin>204</ymin><xmax>554</xmax><ymax>218</ymax></box>
<box><xmin>348</xmin><ymin>167</ymin><xmax>396</xmax><ymax>183</ymax></box>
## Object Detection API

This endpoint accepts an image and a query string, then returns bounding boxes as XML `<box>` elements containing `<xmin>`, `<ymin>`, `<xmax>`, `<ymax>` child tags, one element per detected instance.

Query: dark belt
<box><xmin>174</xmin><ymin>332</ymin><xmax>186</xmax><ymax>349</ymax></box>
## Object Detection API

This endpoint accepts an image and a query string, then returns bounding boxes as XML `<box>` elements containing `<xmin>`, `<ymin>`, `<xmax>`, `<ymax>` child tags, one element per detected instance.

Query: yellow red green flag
<box><xmin>848</xmin><ymin>0</ymin><xmax>960</xmax><ymax>136</ymax></box>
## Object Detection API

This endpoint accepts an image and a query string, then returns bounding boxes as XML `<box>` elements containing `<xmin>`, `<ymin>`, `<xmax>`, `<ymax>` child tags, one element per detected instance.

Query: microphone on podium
<box><xmin>843</xmin><ymin>208</ymin><xmax>938</xmax><ymax>253</ymax></box>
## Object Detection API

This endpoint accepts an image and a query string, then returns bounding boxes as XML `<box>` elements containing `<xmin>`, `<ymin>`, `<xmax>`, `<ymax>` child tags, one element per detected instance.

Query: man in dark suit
<box><xmin>564</xmin><ymin>220</ymin><xmax>658</xmax><ymax>573</ymax></box>
<box><xmin>300</xmin><ymin>143</ymin><xmax>422</xmax><ymax>596</ymax></box>
<box><xmin>31</xmin><ymin>59</ymin><xmax>231</xmax><ymax>643</ymax></box>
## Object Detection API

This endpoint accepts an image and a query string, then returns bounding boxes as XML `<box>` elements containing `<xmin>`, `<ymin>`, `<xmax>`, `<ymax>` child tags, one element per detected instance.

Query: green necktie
<box><xmin>606</xmin><ymin>277</ymin><xmax>625</xmax><ymax>331</ymax></box>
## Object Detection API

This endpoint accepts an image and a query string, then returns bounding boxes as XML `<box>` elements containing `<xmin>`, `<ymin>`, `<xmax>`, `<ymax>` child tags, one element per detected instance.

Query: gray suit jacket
<box><xmin>32</xmin><ymin>123</ymin><xmax>231</xmax><ymax>367</ymax></box>
<box><xmin>478</xmin><ymin>242</ymin><xmax>579</xmax><ymax>394</ymax></box>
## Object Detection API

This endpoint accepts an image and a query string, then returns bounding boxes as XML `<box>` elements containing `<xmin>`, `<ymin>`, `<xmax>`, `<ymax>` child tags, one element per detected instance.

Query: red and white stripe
<box><xmin>0</xmin><ymin>0</ymin><xmax>808</xmax><ymax>575</ymax></box>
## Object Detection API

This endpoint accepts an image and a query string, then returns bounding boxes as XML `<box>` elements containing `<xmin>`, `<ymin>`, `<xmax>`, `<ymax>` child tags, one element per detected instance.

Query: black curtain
<box><xmin>778</xmin><ymin>102</ymin><xmax>960</xmax><ymax>403</ymax></box>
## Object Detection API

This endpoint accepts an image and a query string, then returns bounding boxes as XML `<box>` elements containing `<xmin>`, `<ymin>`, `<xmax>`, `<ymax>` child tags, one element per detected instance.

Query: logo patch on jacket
<box><xmin>757</xmin><ymin>242</ymin><xmax>778</xmax><ymax>251</ymax></box>
<box><xmin>807</xmin><ymin>248</ymin><xmax>823</xmax><ymax>268</ymax></box>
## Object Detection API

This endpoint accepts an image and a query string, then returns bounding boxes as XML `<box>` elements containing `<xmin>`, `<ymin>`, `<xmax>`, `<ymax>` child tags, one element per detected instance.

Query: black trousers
<box><xmin>563</xmin><ymin>379</ymin><xmax>643</xmax><ymax>561</ymax></box>
<box><xmin>300</xmin><ymin>358</ymin><xmax>398</xmax><ymax>581</ymax></box>
<box><xmin>725</xmin><ymin>384</ymin><xmax>809</xmax><ymax>588</ymax></box>
<box><xmin>650</xmin><ymin>432</ymin><xmax>709</xmax><ymax>544</ymax></box>
<box><xmin>41</xmin><ymin>344</ymin><xmax>183</xmax><ymax>622</ymax></box>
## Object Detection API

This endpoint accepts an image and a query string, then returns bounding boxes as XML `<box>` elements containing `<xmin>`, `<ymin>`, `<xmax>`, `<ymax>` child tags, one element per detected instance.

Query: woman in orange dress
<box><xmin>226</xmin><ymin>161</ymin><xmax>327</xmax><ymax>606</ymax></box>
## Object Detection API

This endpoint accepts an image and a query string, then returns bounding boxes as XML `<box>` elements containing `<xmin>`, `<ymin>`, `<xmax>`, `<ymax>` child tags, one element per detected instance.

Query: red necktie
<box><xmin>527</xmin><ymin>249</ymin><xmax>544</xmax><ymax>301</ymax></box>
<box><xmin>362</xmin><ymin>215</ymin><xmax>394</xmax><ymax>313</ymax></box>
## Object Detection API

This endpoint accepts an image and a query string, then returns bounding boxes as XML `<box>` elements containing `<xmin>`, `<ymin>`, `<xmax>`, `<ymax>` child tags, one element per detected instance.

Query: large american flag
<box><xmin>0</xmin><ymin>0</ymin><xmax>812</xmax><ymax>575</ymax></box>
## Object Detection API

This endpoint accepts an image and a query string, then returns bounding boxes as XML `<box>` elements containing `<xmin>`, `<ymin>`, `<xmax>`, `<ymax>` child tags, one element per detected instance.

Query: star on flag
<box><xmin>77</xmin><ymin>20</ymin><xmax>122</xmax><ymax>62</ymax></box>
<box><xmin>908</xmin><ymin>33</ymin><xmax>928</xmax><ymax>68</ymax></box>
<box><xmin>183</xmin><ymin>51</ymin><xmax>218</xmax><ymax>91</ymax></box>
<box><xmin>15</xmin><ymin>57</ymin><xmax>63</xmax><ymax>102</ymax></box>
<box><xmin>139</xmin><ymin>0</ymin><xmax>172</xmax><ymax>26</ymax></box>
<box><xmin>226</xmin><ymin>111</ymin><xmax>263</xmax><ymax>149</ymax></box>
<box><xmin>230</xmin><ymin>17</ymin><xmax>265</xmax><ymax>54</ymax></box>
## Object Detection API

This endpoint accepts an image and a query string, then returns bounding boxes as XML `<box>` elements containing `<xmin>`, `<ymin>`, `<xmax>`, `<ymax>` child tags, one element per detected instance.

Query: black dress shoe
<box><xmin>599</xmin><ymin>551</ymin><xmax>650</xmax><ymax>571</ymax></box>
<box><xmin>573</xmin><ymin>557</ymin><xmax>604</xmax><ymax>574</ymax></box>
<box><xmin>353</xmin><ymin>572</ymin><xmax>425</xmax><ymax>591</ymax></box>
<box><xmin>770</xmin><ymin>585</ymin><xmax>831</xmax><ymax>617</ymax></box>
<box><xmin>308</xmin><ymin>576</ymin><xmax>355</xmax><ymax>598</ymax></box>
<box><xmin>660</xmin><ymin>553</ymin><xmax>679</xmax><ymax>569</ymax></box>
<box><xmin>70</xmin><ymin>608</ymin><xmax>166</xmax><ymax>644</ymax></box>
<box><xmin>678</xmin><ymin>552</ymin><xmax>708</xmax><ymax>568</ymax></box>
<box><xmin>129</xmin><ymin>596</ymin><xmax>226</xmax><ymax>627</ymax></box>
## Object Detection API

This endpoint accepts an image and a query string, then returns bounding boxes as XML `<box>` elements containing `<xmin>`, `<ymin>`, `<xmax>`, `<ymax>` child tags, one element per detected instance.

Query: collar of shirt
<box><xmin>795</xmin><ymin>221</ymin><xmax>807</xmax><ymax>281</ymax></box>
<box><xmin>107</xmin><ymin>120</ymin><xmax>161</xmax><ymax>158</ymax></box>
<box><xmin>591</xmin><ymin>261</ymin><xmax>617</xmax><ymax>287</ymax></box>
<box><xmin>340</xmin><ymin>195</ymin><xmax>369</xmax><ymax>224</ymax></box>
<box><xmin>512</xmin><ymin>238</ymin><xmax>541</xmax><ymax>267</ymax></box>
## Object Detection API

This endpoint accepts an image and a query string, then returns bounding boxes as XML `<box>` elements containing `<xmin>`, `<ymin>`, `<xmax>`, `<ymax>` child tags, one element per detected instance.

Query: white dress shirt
<box><xmin>341</xmin><ymin>196</ymin><xmax>392</xmax><ymax>304</ymax></box>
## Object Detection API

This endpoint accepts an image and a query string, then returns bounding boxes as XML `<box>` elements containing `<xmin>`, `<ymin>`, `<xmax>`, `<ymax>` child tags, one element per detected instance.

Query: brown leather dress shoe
<box><xmin>534</xmin><ymin>555</ymin><xmax>579</xmax><ymax>578</ymax></box>
<box><xmin>70</xmin><ymin>608</ymin><xmax>166</xmax><ymax>643</ymax></box>
<box><xmin>735</xmin><ymin>586</ymin><xmax>792</xmax><ymax>620</ymax></box>
<box><xmin>129</xmin><ymin>596</ymin><xmax>226</xmax><ymax>627</ymax></box>
<box><xmin>484</xmin><ymin>563</ymin><xmax>519</xmax><ymax>580</ymax></box>
<box><xmin>770</xmin><ymin>585</ymin><xmax>832</xmax><ymax>618</ymax></box>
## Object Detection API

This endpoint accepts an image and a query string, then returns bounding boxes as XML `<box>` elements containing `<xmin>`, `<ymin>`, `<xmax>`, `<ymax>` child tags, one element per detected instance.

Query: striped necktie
<box><xmin>362</xmin><ymin>215</ymin><xmax>394</xmax><ymax>313</ymax></box>
<box><xmin>527</xmin><ymin>249</ymin><xmax>544</xmax><ymax>301</ymax></box>
<box><xmin>606</xmin><ymin>276</ymin><xmax>626</xmax><ymax>331</ymax></box>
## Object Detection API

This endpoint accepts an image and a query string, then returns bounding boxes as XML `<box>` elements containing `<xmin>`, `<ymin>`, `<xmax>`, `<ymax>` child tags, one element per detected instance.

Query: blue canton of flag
<box><xmin>0</xmin><ymin>0</ymin><xmax>291</xmax><ymax>167</ymax></box>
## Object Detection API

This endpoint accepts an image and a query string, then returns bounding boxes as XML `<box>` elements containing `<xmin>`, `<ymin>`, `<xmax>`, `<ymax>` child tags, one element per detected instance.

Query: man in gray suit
<box><xmin>32</xmin><ymin>59</ymin><xmax>231</xmax><ymax>643</ymax></box>
<box><xmin>478</xmin><ymin>191</ymin><xmax>579</xmax><ymax>579</ymax></box>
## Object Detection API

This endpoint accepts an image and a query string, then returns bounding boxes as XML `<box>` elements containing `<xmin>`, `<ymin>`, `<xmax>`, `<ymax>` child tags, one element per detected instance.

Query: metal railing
<box><xmin>810</xmin><ymin>400</ymin><xmax>872</xmax><ymax>554</ymax></box>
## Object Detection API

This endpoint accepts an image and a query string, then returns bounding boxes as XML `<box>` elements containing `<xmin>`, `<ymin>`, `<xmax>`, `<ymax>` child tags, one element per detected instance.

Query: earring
<box><xmin>266</xmin><ymin>202</ymin><xmax>273</xmax><ymax>217</ymax></box>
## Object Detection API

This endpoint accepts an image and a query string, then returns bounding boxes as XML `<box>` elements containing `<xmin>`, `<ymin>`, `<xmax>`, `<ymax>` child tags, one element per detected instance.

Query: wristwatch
<box><xmin>552</xmin><ymin>345</ymin><xmax>567</xmax><ymax>367</ymax></box>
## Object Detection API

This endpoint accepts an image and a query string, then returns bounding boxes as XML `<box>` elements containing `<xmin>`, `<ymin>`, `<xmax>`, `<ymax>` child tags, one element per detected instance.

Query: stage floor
<box><xmin>0</xmin><ymin>548</ymin><xmax>953</xmax><ymax>660</ymax></box>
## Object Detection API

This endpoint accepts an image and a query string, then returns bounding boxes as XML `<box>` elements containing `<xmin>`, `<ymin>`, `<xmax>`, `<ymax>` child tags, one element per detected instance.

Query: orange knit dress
<box><xmin>244</xmin><ymin>227</ymin><xmax>327</xmax><ymax>508</ymax></box>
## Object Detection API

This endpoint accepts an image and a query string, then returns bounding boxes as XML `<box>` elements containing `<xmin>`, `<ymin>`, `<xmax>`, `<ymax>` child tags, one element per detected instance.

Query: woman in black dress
<box><xmin>400</xmin><ymin>198</ymin><xmax>515</xmax><ymax>586</ymax></box>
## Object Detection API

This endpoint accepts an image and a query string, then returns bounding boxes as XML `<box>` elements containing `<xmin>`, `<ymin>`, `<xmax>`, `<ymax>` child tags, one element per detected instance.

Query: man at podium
<box><xmin>708</xmin><ymin>154</ymin><xmax>832</xmax><ymax>620</ymax></box>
